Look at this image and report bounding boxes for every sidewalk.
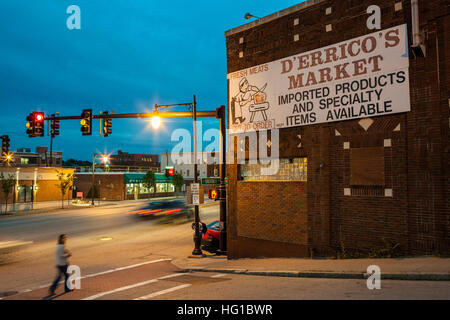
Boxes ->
[173,255,450,281]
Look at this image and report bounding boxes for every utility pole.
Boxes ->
[216,105,227,255]
[49,114,55,167]
[192,95,203,256]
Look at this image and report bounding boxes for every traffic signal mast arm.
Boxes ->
[43,110,219,121]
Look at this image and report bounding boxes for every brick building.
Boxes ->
[74,172,175,201]
[109,150,159,170]
[225,0,449,258]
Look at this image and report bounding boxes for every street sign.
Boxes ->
[191,183,199,194]
[201,178,220,185]
[192,194,200,205]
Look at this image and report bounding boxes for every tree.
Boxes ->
[0,173,16,214]
[142,170,156,195]
[172,172,184,196]
[63,159,92,167]
[55,170,75,209]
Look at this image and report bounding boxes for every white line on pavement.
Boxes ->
[0,258,173,300]
[134,284,192,300]
[82,273,186,300]
[211,274,226,278]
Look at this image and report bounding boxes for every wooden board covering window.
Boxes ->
[350,147,385,186]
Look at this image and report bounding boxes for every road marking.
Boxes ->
[211,274,226,278]
[83,258,172,278]
[134,284,191,300]
[82,273,186,300]
[0,258,173,300]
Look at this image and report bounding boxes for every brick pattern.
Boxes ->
[236,181,307,244]
[75,174,125,201]
[226,0,450,258]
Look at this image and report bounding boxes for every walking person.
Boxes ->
[48,234,72,296]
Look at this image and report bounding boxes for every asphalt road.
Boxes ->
[0,200,448,300]
[0,199,219,297]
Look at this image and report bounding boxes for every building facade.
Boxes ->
[160,152,220,183]
[74,172,175,201]
[109,150,159,170]
[11,146,63,167]
[225,0,449,258]
[0,167,74,204]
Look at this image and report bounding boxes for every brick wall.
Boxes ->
[74,174,125,201]
[226,0,450,258]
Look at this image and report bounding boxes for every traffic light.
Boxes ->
[50,117,60,137]
[80,109,92,136]
[208,189,219,200]
[34,112,45,137]
[101,111,112,137]
[1,135,10,156]
[165,168,174,177]
[26,112,45,137]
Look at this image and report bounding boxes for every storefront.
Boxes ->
[124,173,175,200]
[225,0,449,258]
[74,172,176,201]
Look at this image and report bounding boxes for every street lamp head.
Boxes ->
[151,116,161,129]
[244,12,259,20]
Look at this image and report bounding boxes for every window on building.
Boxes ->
[126,184,134,194]
[240,157,307,181]
[21,158,29,165]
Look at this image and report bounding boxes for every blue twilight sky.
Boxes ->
[0,0,303,161]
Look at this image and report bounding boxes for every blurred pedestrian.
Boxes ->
[48,234,72,296]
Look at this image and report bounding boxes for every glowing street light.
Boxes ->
[151,116,161,129]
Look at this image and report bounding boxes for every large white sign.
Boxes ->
[228,24,410,133]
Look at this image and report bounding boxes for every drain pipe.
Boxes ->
[411,0,426,57]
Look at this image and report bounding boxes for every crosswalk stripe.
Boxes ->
[134,284,191,300]
[82,273,186,300]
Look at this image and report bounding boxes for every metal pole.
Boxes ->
[192,95,203,256]
[216,105,227,255]
[49,134,53,167]
[91,153,95,206]
[49,115,54,167]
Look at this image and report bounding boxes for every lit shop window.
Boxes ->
[139,184,153,194]
[155,183,175,193]
[126,184,134,194]
[240,157,307,181]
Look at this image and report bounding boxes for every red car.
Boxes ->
[201,221,220,253]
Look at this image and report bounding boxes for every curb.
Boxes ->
[183,267,450,281]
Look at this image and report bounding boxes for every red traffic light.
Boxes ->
[35,113,44,122]
[165,168,174,177]
[208,189,219,200]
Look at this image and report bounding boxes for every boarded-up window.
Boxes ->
[350,147,385,186]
